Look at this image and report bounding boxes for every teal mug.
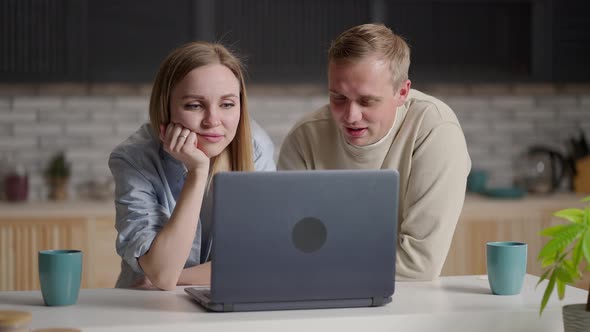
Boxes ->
[38,250,83,306]
[486,242,527,295]
[467,169,488,193]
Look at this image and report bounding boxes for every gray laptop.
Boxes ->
[185,169,399,312]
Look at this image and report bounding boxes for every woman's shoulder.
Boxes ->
[250,119,274,151]
[250,119,276,171]
[110,123,161,162]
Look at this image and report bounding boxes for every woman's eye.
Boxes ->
[184,103,202,110]
[221,102,235,109]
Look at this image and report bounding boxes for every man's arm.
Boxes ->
[396,123,471,280]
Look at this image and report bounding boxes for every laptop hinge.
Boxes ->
[371,297,384,307]
[223,303,234,312]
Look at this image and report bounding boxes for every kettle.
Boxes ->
[516,146,567,194]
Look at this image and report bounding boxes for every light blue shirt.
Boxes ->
[109,121,276,288]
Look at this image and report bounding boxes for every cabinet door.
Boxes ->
[0,218,89,291]
[441,214,550,278]
[442,206,589,290]
[86,217,120,288]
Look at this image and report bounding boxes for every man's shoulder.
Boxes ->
[287,105,334,137]
[405,89,462,130]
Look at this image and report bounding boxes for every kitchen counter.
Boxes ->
[0,275,585,332]
[0,200,114,218]
[0,192,586,218]
[0,200,119,291]
[1,193,588,291]
[462,193,588,220]
[444,192,590,288]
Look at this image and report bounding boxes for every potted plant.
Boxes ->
[537,196,590,332]
[45,152,71,200]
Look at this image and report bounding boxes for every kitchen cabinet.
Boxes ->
[442,193,590,290]
[0,201,119,291]
[1,195,589,291]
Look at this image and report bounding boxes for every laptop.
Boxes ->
[185,169,399,312]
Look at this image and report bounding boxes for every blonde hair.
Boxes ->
[149,42,254,176]
[328,23,411,89]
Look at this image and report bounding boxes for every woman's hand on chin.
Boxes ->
[160,123,210,173]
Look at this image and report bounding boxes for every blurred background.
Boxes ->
[0,0,589,290]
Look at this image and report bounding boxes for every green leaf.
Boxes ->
[563,260,582,280]
[540,225,567,237]
[553,209,584,223]
[555,266,574,284]
[581,196,590,203]
[536,269,552,288]
[537,223,585,261]
[583,229,590,265]
[557,279,566,300]
[541,256,556,268]
[585,206,590,226]
[540,271,556,316]
[572,238,584,267]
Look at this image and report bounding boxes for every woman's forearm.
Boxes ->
[139,169,208,290]
[178,262,211,286]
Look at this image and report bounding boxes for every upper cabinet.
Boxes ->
[1,0,589,83]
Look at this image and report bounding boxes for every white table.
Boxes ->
[0,275,586,332]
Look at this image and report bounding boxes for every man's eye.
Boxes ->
[331,96,346,103]
[360,99,377,107]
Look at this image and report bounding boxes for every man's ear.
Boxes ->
[395,80,411,106]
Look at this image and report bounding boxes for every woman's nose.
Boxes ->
[202,108,221,127]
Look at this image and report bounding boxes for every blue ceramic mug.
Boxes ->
[467,169,488,193]
[486,242,527,295]
[38,250,83,306]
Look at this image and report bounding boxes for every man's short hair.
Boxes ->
[328,23,411,89]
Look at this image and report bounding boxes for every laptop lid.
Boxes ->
[209,170,398,305]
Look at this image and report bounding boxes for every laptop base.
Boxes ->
[185,287,392,312]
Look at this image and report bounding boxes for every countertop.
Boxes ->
[0,193,587,219]
[460,192,588,220]
[0,275,585,332]
[0,200,115,218]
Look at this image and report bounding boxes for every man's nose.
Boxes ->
[344,103,362,123]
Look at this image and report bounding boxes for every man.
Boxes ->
[278,23,471,280]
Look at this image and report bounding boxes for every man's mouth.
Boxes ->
[344,126,367,138]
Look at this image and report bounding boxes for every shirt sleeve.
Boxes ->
[109,154,171,275]
[396,123,471,280]
[277,130,308,170]
[251,119,277,171]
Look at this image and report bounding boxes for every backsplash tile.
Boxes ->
[0,84,589,200]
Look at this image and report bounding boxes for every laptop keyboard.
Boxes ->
[202,290,211,300]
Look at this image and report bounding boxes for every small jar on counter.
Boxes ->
[0,310,32,332]
[4,163,28,202]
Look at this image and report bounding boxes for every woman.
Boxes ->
[109,42,275,290]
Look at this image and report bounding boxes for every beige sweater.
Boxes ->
[278,89,471,280]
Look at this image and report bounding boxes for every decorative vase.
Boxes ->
[563,304,590,332]
[5,173,28,201]
[48,177,68,201]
